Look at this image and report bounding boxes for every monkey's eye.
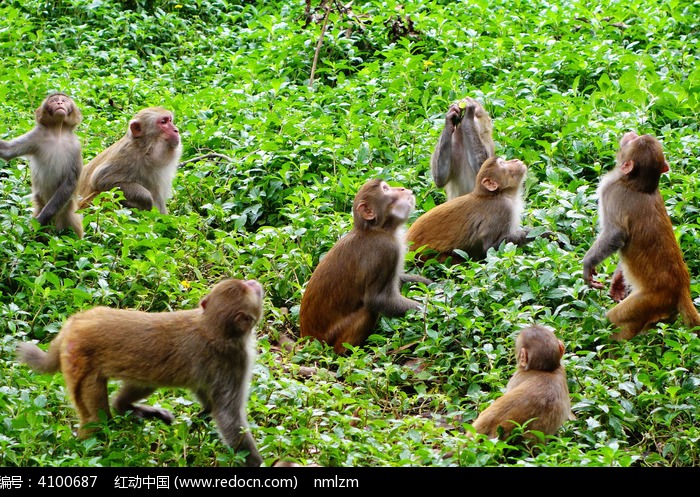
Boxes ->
[160,117,170,124]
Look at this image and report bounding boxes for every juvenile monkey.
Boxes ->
[78,106,182,214]
[408,157,535,262]
[431,97,495,200]
[17,278,264,467]
[299,179,430,354]
[471,325,574,441]
[583,131,700,340]
[0,92,83,237]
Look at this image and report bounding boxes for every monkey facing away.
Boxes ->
[471,325,574,441]
[431,97,495,200]
[299,179,430,354]
[408,156,536,262]
[583,131,700,340]
[0,92,84,237]
[78,106,182,214]
[17,278,264,467]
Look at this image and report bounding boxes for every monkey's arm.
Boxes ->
[211,398,262,467]
[0,131,40,160]
[35,158,80,225]
[430,107,460,187]
[459,104,490,177]
[583,227,627,289]
[113,181,156,212]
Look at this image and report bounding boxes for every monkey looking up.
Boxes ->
[583,131,700,340]
[299,179,430,354]
[16,278,264,467]
[78,106,182,214]
[0,92,84,238]
[470,325,574,441]
[431,97,495,200]
[408,156,541,263]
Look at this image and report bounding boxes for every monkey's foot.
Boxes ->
[128,405,175,424]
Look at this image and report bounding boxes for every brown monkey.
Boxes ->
[407,156,534,262]
[583,131,700,340]
[16,278,264,467]
[299,179,430,354]
[471,325,574,441]
[0,92,83,237]
[78,106,182,214]
[431,97,495,200]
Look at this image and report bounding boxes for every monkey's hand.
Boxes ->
[583,264,605,289]
[446,104,463,127]
[608,269,629,302]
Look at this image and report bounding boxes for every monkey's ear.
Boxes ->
[356,201,376,221]
[129,121,143,138]
[662,161,670,173]
[517,348,529,370]
[200,296,209,310]
[481,177,499,192]
[620,160,634,175]
[557,340,565,357]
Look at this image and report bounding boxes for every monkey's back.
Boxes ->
[57,306,215,387]
[299,231,382,342]
[472,367,572,439]
[616,189,690,297]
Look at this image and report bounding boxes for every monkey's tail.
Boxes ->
[679,297,700,332]
[16,340,61,374]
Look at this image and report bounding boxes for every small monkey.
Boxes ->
[408,157,536,262]
[471,325,574,441]
[431,97,495,200]
[17,278,264,467]
[583,131,700,340]
[78,106,182,214]
[0,92,83,237]
[299,179,430,354]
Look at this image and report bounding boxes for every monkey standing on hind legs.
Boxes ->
[430,96,495,200]
[16,278,265,467]
[0,92,84,238]
[470,325,574,441]
[78,106,182,214]
[583,131,700,340]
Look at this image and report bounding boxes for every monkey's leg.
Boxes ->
[66,371,111,438]
[113,383,175,423]
[327,308,377,354]
[607,292,672,340]
[116,182,156,212]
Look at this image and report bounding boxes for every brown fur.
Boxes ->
[583,132,700,340]
[78,106,182,214]
[16,278,264,466]
[299,179,430,354]
[471,325,574,441]
[0,93,83,237]
[408,157,531,262]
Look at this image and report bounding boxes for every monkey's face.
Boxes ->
[156,112,180,148]
[36,93,81,127]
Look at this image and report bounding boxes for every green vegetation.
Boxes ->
[1,0,698,467]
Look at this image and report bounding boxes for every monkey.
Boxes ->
[78,106,182,214]
[0,92,83,238]
[16,278,264,467]
[470,325,574,441]
[430,97,495,200]
[299,179,431,354]
[407,156,537,263]
[583,131,700,340]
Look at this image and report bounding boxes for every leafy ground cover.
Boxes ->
[0,0,698,467]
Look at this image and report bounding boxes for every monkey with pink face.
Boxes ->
[78,106,182,214]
